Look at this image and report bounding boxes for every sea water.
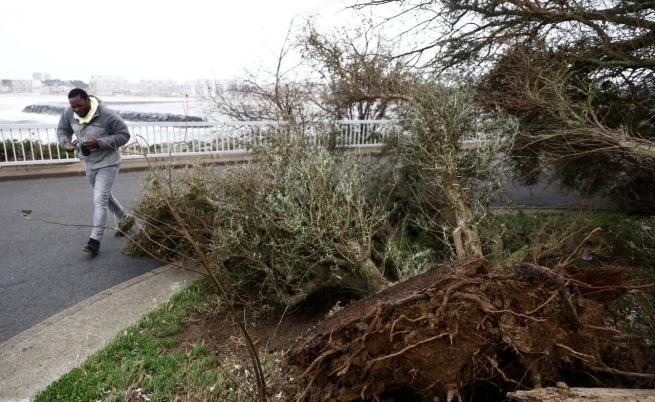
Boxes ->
[0,94,214,144]
[0,94,209,125]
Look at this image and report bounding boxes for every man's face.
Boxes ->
[69,96,91,117]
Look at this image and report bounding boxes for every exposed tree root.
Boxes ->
[289,257,655,401]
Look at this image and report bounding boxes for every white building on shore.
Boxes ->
[90,76,131,96]
[0,73,229,97]
[0,79,33,93]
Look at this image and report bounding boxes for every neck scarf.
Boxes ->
[74,97,99,124]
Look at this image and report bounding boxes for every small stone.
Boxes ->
[556,381,569,389]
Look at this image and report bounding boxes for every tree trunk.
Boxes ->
[508,387,655,401]
[359,256,391,292]
[441,161,483,258]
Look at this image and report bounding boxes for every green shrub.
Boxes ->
[0,139,65,162]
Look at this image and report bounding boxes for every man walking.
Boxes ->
[57,88,133,256]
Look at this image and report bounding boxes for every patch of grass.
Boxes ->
[482,211,655,267]
[611,291,655,345]
[481,210,655,343]
[33,280,242,402]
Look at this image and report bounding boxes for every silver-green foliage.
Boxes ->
[210,148,391,307]
[128,146,390,309]
[391,79,517,258]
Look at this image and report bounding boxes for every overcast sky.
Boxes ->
[0,0,355,82]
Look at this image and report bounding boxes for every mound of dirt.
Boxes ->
[289,257,655,401]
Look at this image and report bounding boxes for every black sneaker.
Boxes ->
[82,238,100,256]
[115,216,135,237]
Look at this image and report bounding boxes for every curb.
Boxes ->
[0,264,178,355]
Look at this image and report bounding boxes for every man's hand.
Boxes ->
[83,137,99,150]
[63,142,75,152]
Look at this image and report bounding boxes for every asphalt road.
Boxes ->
[0,171,162,343]
[496,176,614,210]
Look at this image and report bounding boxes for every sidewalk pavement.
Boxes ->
[0,264,203,402]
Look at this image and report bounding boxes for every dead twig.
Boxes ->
[589,364,655,380]
[525,291,558,315]
[556,227,602,270]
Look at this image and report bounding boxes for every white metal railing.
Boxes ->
[0,120,398,166]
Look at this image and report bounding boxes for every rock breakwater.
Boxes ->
[23,104,205,122]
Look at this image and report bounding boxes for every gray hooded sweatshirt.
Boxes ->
[57,96,130,169]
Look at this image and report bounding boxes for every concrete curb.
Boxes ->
[0,264,203,402]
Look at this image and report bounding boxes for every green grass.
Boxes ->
[612,291,655,345]
[487,211,655,270]
[482,210,655,343]
[33,280,255,402]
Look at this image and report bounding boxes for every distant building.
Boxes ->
[135,80,188,97]
[32,79,45,93]
[90,76,130,96]
[32,72,52,81]
[189,79,224,97]
[32,72,50,94]
[41,79,87,95]
[0,79,33,93]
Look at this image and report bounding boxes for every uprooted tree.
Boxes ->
[205,23,517,261]
[127,20,520,322]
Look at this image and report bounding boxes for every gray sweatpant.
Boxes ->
[85,164,127,241]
